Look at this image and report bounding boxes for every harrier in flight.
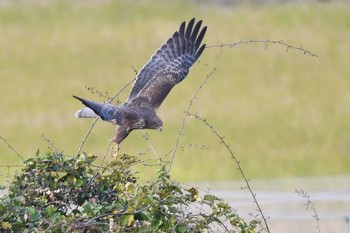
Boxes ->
[74,18,207,148]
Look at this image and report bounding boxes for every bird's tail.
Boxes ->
[75,107,98,118]
[73,95,116,121]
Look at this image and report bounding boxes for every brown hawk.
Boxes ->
[74,18,207,146]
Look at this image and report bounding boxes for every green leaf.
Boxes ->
[75,178,87,187]
[1,221,12,229]
[204,194,217,202]
[82,202,94,216]
[127,215,134,227]
[135,211,150,221]
[119,214,129,228]
[46,206,61,220]
[176,224,187,233]
[26,207,41,221]
[49,211,61,220]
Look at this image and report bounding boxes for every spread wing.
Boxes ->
[125,18,207,111]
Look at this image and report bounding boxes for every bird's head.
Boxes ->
[150,116,163,131]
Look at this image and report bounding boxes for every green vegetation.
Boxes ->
[0,150,258,232]
[0,1,349,182]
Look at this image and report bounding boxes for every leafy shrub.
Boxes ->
[0,150,258,232]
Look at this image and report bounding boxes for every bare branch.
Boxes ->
[99,140,114,168]
[109,64,139,104]
[41,135,59,153]
[168,67,217,173]
[206,39,318,58]
[109,77,136,104]
[142,131,163,164]
[84,86,110,99]
[75,118,99,157]
[164,143,209,157]
[295,189,321,233]
[0,135,24,161]
[0,164,24,168]
[130,64,139,75]
[85,201,161,224]
[185,112,271,233]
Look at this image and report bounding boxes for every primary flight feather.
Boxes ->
[74,18,207,146]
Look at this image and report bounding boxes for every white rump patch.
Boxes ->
[75,108,98,118]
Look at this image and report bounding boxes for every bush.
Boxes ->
[0,150,258,233]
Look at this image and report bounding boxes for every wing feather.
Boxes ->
[126,18,207,109]
[184,18,195,41]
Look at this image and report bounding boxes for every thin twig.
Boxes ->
[0,164,24,167]
[185,112,270,233]
[164,143,209,157]
[206,39,318,58]
[85,201,161,223]
[0,136,24,161]
[109,65,137,104]
[99,140,113,167]
[75,118,99,157]
[41,135,59,153]
[142,131,162,164]
[84,86,110,99]
[109,77,136,104]
[295,189,321,233]
[168,67,216,173]
[130,65,139,75]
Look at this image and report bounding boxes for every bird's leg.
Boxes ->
[110,129,120,158]
[112,142,120,159]
[116,143,120,156]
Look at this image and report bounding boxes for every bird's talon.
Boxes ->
[112,144,120,158]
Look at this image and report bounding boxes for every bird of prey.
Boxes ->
[74,18,207,148]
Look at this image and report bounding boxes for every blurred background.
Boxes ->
[0,0,349,232]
